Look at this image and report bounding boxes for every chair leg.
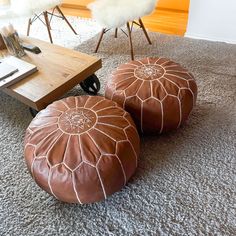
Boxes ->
[27,18,31,36]
[43,11,53,43]
[95,28,106,53]
[56,6,77,35]
[138,18,152,45]
[115,28,118,38]
[126,22,134,60]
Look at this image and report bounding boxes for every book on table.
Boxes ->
[0,56,37,89]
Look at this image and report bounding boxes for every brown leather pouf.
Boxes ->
[24,96,140,204]
[105,58,198,134]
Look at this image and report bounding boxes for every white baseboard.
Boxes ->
[185,33,236,44]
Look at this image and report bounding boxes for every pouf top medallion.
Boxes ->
[134,64,164,80]
[59,108,97,134]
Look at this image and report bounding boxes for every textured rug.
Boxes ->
[0,17,236,236]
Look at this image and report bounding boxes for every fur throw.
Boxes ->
[10,0,62,16]
[88,0,157,28]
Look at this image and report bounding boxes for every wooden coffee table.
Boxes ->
[1,36,102,113]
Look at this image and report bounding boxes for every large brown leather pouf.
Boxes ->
[24,96,140,204]
[105,58,198,133]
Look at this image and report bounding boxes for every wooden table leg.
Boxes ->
[43,11,53,44]
[139,18,152,45]
[95,28,106,53]
[115,28,118,38]
[56,6,77,35]
[27,18,31,36]
[127,22,134,60]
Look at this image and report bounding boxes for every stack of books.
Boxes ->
[0,56,37,89]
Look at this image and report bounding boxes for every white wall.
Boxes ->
[185,0,236,44]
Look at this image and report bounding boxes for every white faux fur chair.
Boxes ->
[10,0,77,43]
[88,0,157,60]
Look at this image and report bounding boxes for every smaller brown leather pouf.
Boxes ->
[105,58,198,134]
[24,96,140,204]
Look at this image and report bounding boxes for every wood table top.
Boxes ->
[2,37,102,110]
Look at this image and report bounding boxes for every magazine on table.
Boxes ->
[0,56,37,89]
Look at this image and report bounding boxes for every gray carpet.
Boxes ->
[0,26,236,235]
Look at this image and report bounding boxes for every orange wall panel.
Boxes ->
[157,0,190,12]
[63,0,93,5]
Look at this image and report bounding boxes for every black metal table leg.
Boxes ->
[29,108,38,117]
[80,74,101,95]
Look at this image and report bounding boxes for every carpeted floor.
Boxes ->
[0,17,236,236]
